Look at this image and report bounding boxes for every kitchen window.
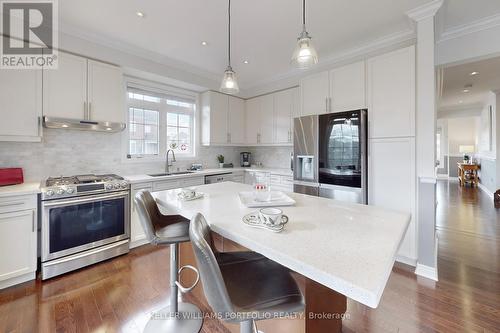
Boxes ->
[126,85,196,159]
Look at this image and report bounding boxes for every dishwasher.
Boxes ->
[205,172,234,184]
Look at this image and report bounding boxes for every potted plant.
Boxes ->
[217,154,225,168]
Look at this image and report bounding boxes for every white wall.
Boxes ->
[446,117,479,155]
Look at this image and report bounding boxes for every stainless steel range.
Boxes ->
[40,174,130,280]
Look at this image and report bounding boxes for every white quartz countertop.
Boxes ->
[0,182,41,197]
[153,182,410,308]
[124,167,292,184]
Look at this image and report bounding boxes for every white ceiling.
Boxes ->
[58,0,500,90]
[439,56,500,110]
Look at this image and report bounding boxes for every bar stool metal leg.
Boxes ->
[240,319,253,333]
[143,243,203,333]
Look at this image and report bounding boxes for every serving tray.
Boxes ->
[238,191,295,208]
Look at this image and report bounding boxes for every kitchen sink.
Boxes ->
[148,171,195,177]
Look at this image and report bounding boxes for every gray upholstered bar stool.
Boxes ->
[134,190,203,333]
[189,213,304,333]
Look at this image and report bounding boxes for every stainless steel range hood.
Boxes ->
[43,117,126,133]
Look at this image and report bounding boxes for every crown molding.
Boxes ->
[406,0,443,22]
[243,29,416,96]
[57,20,221,85]
[438,13,500,42]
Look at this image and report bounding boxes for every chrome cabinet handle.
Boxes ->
[32,210,35,232]
[88,102,92,120]
[0,201,24,207]
[84,102,87,120]
[325,98,328,113]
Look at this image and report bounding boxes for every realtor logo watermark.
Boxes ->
[1,0,58,69]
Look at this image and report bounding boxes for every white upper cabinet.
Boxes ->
[0,69,42,142]
[201,91,246,145]
[367,46,415,138]
[43,52,88,120]
[228,96,245,144]
[43,51,125,123]
[245,97,260,144]
[201,91,228,145]
[274,89,294,144]
[329,61,366,112]
[87,60,125,123]
[259,94,274,144]
[300,71,329,116]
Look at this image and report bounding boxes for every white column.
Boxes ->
[407,0,443,281]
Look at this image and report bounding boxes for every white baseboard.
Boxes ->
[0,272,36,290]
[396,255,417,267]
[415,263,438,281]
[477,182,494,199]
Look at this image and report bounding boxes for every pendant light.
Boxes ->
[291,0,318,69]
[220,0,239,94]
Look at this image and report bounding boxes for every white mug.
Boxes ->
[259,208,288,226]
[181,187,196,199]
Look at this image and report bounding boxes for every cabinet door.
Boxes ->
[245,97,260,144]
[228,96,245,144]
[330,61,366,112]
[368,137,416,261]
[300,71,329,116]
[274,89,293,144]
[43,51,87,119]
[209,92,229,144]
[0,210,36,281]
[259,94,274,144]
[88,60,125,123]
[0,69,41,141]
[130,183,152,248]
[367,46,415,138]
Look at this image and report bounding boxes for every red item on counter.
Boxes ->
[0,168,24,186]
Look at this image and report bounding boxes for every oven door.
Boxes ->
[42,191,130,262]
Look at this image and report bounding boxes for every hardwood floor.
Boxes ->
[0,180,499,332]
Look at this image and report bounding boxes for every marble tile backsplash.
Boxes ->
[0,129,292,181]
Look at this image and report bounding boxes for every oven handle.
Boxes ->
[42,191,130,207]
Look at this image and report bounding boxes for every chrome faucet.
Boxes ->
[166,149,176,174]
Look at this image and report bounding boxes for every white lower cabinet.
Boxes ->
[368,137,416,262]
[130,176,205,249]
[130,182,153,248]
[0,195,37,289]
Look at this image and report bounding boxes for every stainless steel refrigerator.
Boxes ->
[293,110,368,204]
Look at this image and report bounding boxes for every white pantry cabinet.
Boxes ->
[43,51,125,123]
[0,195,37,289]
[201,91,245,145]
[245,97,260,145]
[367,46,415,138]
[368,137,416,262]
[0,69,42,142]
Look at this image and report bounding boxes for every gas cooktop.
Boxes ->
[41,174,129,200]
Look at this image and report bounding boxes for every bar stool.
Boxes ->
[134,190,203,333]
[189,213,304,333]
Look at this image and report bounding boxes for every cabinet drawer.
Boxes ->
[0,195,37,214]
[181,177,204,187]
[233,176,244,183]
[153,179,181,192]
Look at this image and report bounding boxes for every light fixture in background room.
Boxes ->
[220,0,239,94]
[291,0,318,69]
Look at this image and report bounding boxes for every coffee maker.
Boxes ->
[240,152,251,167]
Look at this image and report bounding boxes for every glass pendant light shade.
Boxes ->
[220,65,239,94]
[291,29,318,69]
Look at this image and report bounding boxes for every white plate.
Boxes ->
[238,191,296,208]
[242,212,288,233]
[177,192,204,201]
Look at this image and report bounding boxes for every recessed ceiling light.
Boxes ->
[243,60,249,64]
[470,71,479,76]
[459,100,463,103]
[136,11,145,18]
[463,89,470,93]
[201,41,208,46]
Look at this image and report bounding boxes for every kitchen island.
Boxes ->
[153,182,410,332]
